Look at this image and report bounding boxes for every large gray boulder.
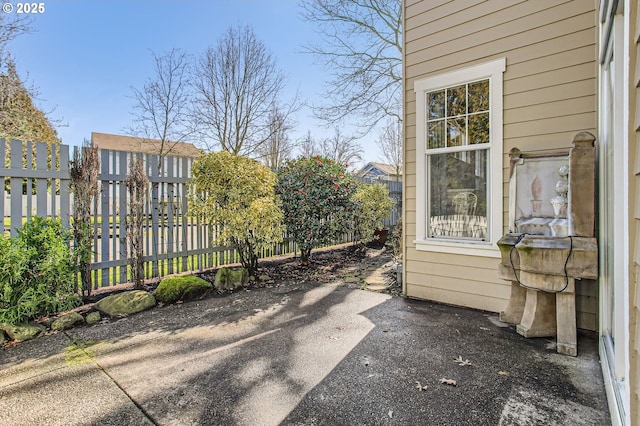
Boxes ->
[0,322,46,341]
[51,312,85,331]
[95,290,156,317]
[214,267,249,291]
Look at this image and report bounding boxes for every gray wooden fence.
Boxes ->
[1,140,70,233]
[356,177,402,228]
[2,139,401,289]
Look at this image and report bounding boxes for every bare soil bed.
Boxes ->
[197,243,400,296]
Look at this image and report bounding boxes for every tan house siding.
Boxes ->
[631,0,640,421]
[404,0,598,327]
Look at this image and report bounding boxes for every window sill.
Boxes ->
[414,239,501,258]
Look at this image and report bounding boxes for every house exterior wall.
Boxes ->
[629,0,640,421]
[403,0,598,328]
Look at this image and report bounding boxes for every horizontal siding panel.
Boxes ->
[405,198,416,212]
[406,0,526,40]
[406,270,508,299]
[503,131,594,153]
[406,217,416,229]
[504,79,596,109]
[406,0,578,54]
[577,291,597,313]
[577,312,597,331]
[405,174,417,188]
[504,112,596,139]
[504,96,595,125]
[405,258,501,284]
[504,63,596,95]
[506,45,595,80]
[405,0,487,32]
[505,28,596,66]
[406,247,500,269]
[405,283,508,313]
[406,7,594,67]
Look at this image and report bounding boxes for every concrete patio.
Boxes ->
[0,271,609,425]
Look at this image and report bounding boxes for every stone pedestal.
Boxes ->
[499,281,526,324]
[556,279,577,356]
[516,289,557,337]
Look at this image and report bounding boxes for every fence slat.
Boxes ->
[10,140,23,236]
[100,149,111,287]
[59,145,70,229]
[118,151,128,284]
[148,154,160,278]
[35,143,48,217]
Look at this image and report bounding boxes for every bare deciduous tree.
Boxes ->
[377,117,402,180]
[192,25,287,155]
[256,103,297,169]
[300,0,402,132]
[298,130,318,158]
[319,127,363,166]
[0,14,32,61]
[127,48,193,170]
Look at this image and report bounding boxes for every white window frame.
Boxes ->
[414,58,505,257]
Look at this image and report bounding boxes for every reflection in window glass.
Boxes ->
[428,120,445,149]
[447,117,466,147]
[428,90,445,119]
[428,150,488,240]
[426,79,490,150]
[447,85,466,117]
[468,80,489,112]
[468,112,489,144]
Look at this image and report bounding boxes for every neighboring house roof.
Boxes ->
[91,132,202,158]
[357,162,401,179]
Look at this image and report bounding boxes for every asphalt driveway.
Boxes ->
[0,277,610,425]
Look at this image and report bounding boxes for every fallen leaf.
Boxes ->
[439,378,457,386]
[454,355,472,366]
[498,371,510,376]
[415,381,427,391]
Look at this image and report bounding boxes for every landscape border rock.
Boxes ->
[155,276,212,304]
[0,322,46,341]
[94,290,156,317]
[214,267,249,291]
[51,312,85,331]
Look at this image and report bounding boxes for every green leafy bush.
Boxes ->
[276,156,358,264]
[0,217,80,324]
[352,182,395,246]
[155,276,212,304]
[189,151,284,276]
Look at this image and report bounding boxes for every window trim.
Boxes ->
[414,58,506,257]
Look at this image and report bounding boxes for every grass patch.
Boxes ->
[64,339,101,366]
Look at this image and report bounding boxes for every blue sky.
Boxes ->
[9,0,379,165]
